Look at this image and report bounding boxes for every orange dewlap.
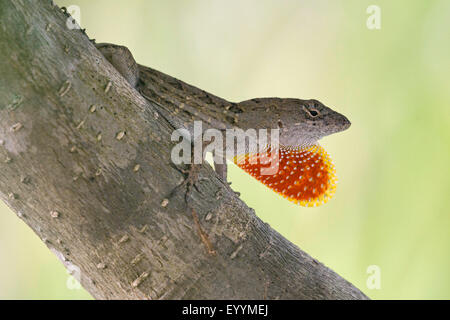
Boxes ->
[233,144,337,207]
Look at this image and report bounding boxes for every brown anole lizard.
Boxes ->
[96,43,350,207]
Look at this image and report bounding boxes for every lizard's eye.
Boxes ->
[309,110,319,117]
[303,105,320,118]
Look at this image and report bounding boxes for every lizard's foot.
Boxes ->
[180,164,201,204]
[169,164,203,203]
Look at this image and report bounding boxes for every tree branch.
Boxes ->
[0,0,368,299]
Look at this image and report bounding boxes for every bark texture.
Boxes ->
[0,0,368,300]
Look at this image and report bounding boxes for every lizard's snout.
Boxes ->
[340,114,351,131]
[326,112,351,136]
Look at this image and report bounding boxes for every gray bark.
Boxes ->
[0,0,368,300]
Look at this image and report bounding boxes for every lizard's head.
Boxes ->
[280,98,351,146]
[237,98,351,147]
[235,98,351,207]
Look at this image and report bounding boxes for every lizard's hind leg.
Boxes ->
[95,43,140,88]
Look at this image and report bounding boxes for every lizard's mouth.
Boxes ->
[332,112,351,133]
[319,112,351,138]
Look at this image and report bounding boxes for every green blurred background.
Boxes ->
[1,0,449,299]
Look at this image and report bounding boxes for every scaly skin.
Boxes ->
[95,43,351,207]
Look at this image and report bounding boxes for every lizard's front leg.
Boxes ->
[96,43,220,254]
[213,161,227,182]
